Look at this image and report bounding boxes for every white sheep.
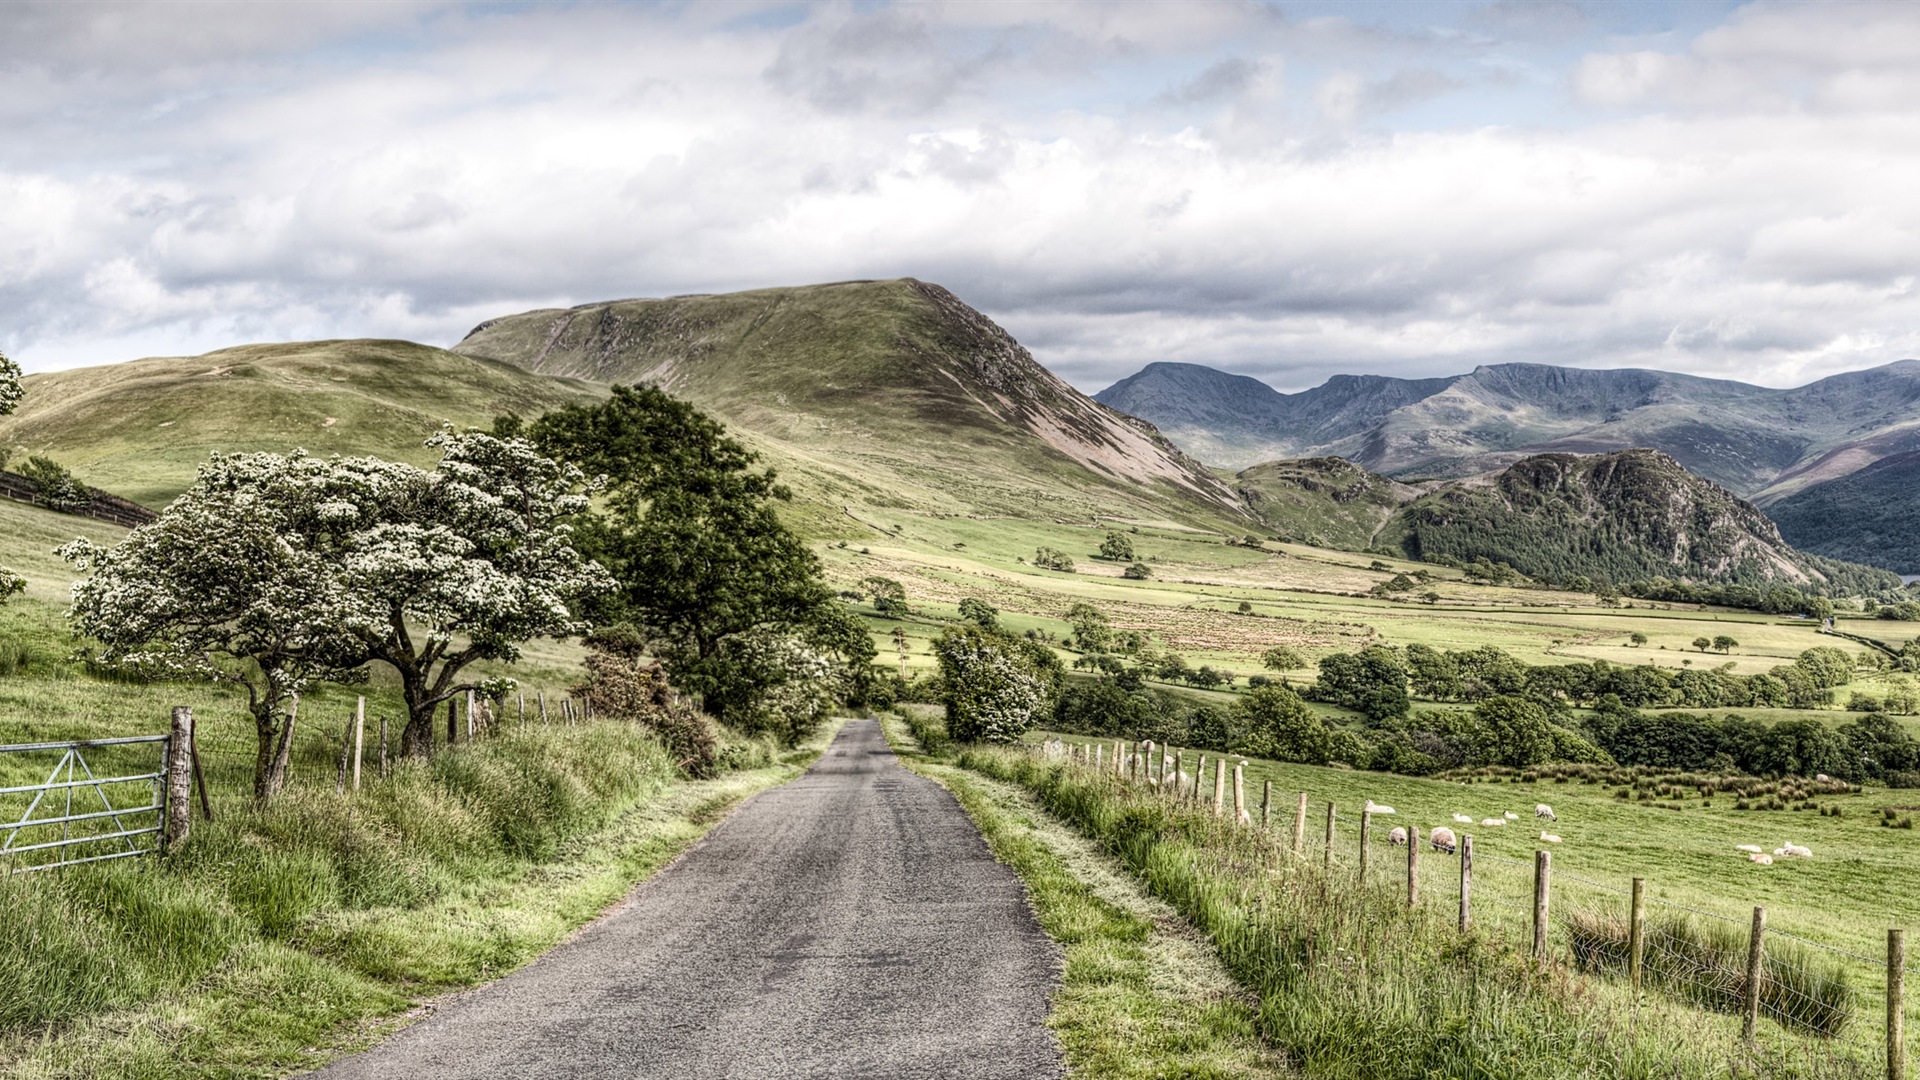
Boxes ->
[1816,774,1832,783]
[1540,832,1562,844]
[1781,842,1812,858]
[1388,826,1408,845]
[1365,801,1396,815]
[1481,817,1506,827]
[1536,804,1556,821]
[1749,852,1774,865]
[1504,811,1519,820]
[1041,738,1067,758]
[1452,813,1474,823]
[1429,826,1458,854]
[1735,844,1764,854]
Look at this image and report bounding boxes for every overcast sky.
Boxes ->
[5,1,1919,392]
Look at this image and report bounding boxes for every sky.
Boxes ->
[4,0,1920,393]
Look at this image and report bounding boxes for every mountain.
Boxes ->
[0,340,605,508]
[1094,359,1920,502]
[1233,457,1420,551]
[1373,449,1899,589]
[453,278,1244,531]
[1767,450,1920,575]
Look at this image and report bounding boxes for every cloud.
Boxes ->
[1,0,1918,402]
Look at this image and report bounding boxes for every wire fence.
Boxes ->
[1042,735,1914,1076]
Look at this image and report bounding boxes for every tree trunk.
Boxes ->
[257,696,297,803]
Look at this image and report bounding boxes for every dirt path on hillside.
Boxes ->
[303,719,1064,1080]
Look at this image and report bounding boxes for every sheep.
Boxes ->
[1816,774,1832,783]
[1735,844,1764,854]
[1452,813,1474,824]
[1540,832,1562,844]
[1504,811,1519,820]
[1041,738,1068,759]
[1364,801,1396,815]
[1388,826,1408,845]
[1781,842,1812,858]
[1481,817,1506,827]
[1749,852,1774,865]
[1429,826,1458,854]
[1536,804,1556,822]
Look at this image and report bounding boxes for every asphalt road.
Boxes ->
[306,719,1065,1080]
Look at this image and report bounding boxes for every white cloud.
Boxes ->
[1,0,1917,401]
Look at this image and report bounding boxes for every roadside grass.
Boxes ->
[880,713,1288,1079]
[955,739,1882,1079]
[0,720,835,1080]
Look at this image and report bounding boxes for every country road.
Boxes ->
[306,719,1065,1080]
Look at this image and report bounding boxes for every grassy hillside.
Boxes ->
[0,340,606,509]
[1769,450,1920,576]
[454,279,1245,533]
[1233,457,1418,551]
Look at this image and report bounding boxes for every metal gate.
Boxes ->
[1,734,170,873]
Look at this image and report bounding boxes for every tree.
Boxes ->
[1629,632,1649,647]
[1033,546,1075,572]
[1712,634,1738,654]
[1233,685,1329,764]
[63,452,371,800]
[1066,602,1113,652]
[958,597,1000,631]
[1473,696,1556,768]
[1098,531,1135,561]
[1261,646,1306,673]
[1313,646,1410,723]
[933,625,1058,743]
[1123,562,1153,580]
[530,386,870,736]
[0,349,20,417]
[18,455,90,512]
[1692,637,1712,653]
[861,576,908,617]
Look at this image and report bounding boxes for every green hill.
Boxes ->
[1232,457,1417,551]
[1768,450,1920,575]
[0,340,605,509]
[1375,449,1902,590]
[453,279,1244,532]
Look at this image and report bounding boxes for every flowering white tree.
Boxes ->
[63,453,368,801]
[0,349,21,417]
[64,430,613,790]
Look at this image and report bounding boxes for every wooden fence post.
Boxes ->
[1324,801,1336,870]
[1096,744,1104,773]
[1212,759,1227,817]
[1407,825,1420,908]
[1629,877,1647,993]
[1359,809,1372,883]
[1193,754,1207,803]
[1261,780,1272,827]
[1232,762,1246,824]
[518,692,526,726]
[1172,751,1183,794]
[163,707,194,852]
[1459,835,1473,932]
[1891,928,1907,1080]
[378,715,389,779]
[1743,906,1767,1043]
[466,690,476,741]
[1293,792,1308,854]
[1533,849,1551,960]
[189,724,212,821]
[539,691,548,726]
[351,697,365,793]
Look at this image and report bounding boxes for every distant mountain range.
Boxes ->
[1095,359,1920,572]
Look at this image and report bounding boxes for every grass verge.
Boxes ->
[0,719,835,1080]
[880,713,1287,1079]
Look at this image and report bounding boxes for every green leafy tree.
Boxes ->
[1313,645,1410,723]
[531,386,870,737]
[1473,695,1557,768]
[1692,637,1712,653]
[1098,531,1135,561]
[1233,685,1329,764]
[18,455,90,512]
[957,597,1000,631]
[1712,634,1738,654]
[1629,632,1649,647]
[1033,546,1075,572]
[861,576,908,617]
[1261,646,1306,673]
[1122,562,1152,580]
[1066,602,1113,652]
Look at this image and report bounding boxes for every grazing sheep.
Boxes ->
[1388,826,1408,845]
[1429,826,1458,854]
[1816,774,1832,782]
[1504,811,1519,820]
[1365,801,1396,815]
[1736,844,1764,854]
[1781,842,1812,858]
[1452,813,1474,823]
[1749,852,1774,865]
[1536,804,1556,821]
[1042,738,1067,758]
[1540,832,1562,844]
[1481,817,1506,827]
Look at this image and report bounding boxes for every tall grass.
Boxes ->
[0,722,677,1036]
[958,746,1879,1080]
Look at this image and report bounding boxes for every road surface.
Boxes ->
[307,718,1064,1079]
